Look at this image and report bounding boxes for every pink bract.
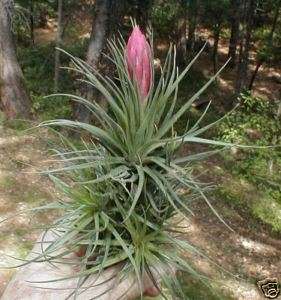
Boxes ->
[125,26,152,103]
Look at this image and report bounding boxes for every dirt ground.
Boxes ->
[183,198,281,299]
[0,126,58,295]
[0,126,280,299]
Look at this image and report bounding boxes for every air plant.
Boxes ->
[3,25,238,299]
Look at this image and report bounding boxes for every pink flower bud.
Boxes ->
[125,26,152,103]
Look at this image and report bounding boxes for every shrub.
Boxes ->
[217,92,281,232]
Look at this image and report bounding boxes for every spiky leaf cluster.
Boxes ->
[5,34,235,299]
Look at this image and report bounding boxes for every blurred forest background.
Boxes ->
[0,0,281,299]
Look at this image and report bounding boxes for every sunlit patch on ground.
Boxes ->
[238,236,277,255]
[218,279,264,300]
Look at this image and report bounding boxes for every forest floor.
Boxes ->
[0,126,280,299]
[1,19,280,299]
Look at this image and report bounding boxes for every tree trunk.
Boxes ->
[248,2,280,90]
[213,24,221,74]
[248,60,262,90]
[108,0,126,37]
[268,0,281,42]
[38,7,48,28]
[235,0,257,95]
[54,0,63,92]
[73,0,109,123]
[136,0,151,29]
[0,0,32,119]
[29,0,34,46]
[177,0,187,66]
[228,0,241,67]
[187,0,198,53]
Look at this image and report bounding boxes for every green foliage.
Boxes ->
[0,176,17,189]
[252,191,281,232]
[218,92,280,146]
[217,92,281,232]
[218,175,281,233]
[151,0,180,38]
[18,45,55,97]
[12,3,31,42]
[2,119,31,131]
[182,276,233,300]
[0,111,5,125]
[254,26,281,63]
[18,41,86,120]
[253,1,281,64]
[203,0,230,26]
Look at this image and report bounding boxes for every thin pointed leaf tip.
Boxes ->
[125,25,152,103]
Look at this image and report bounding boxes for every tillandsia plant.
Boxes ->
[3,25,239,299]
